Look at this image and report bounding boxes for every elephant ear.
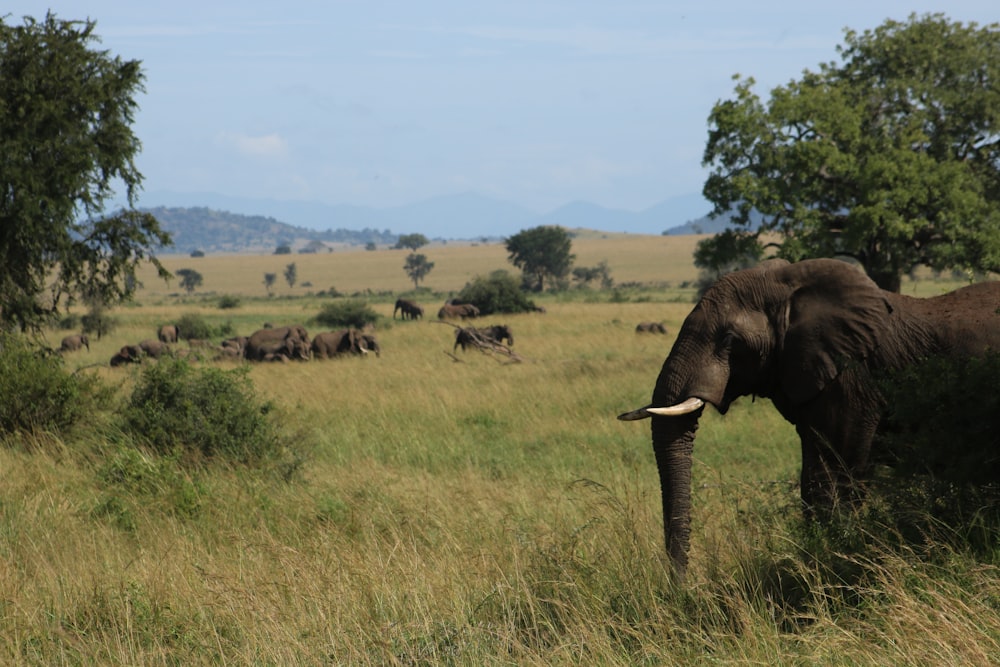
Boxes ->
[777,260,894,404]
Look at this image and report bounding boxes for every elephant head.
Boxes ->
[619,258,901,578]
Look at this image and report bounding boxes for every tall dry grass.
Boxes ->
[7,238,999,663]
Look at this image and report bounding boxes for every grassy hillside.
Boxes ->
[5,236,996,663]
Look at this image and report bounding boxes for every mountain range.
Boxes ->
[136,190,722,240]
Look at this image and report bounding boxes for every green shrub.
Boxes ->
[0,332,107,435]
[57,313,81,330]
[314,299,379,329]
[456,270,538,315]
[174,312,231,341]
[120,358,286,465]
[217,295,241,309]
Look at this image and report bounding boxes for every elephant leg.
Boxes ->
[795,386,880,519]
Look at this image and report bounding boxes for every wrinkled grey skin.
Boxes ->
[620,258,1000,579]
[158,324,179,343]
[635,322,668,334]
[245,325,310,361]
[60,333,89,352]
[438,303,480,319]
[311,329,371,359]
[393,298,424,320]
[359,333,381,357]
[454,325,514,352]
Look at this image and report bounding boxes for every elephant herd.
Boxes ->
[99,323,380,367]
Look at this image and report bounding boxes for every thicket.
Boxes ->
[174,313,233,340]
[314,299,379,329]
[0,332,109,436]
[456,270,539,315]
[119,358,295,468]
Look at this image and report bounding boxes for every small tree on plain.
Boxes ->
[505,226,575,292]
[395,233,429,251]
[403,253,435,288]
[284,262,297,289]
[176,268,203,294]
[263,272,276,296]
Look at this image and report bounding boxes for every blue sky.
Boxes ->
[7,2,997,215]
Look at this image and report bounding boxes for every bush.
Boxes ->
[120,358,287,465]
[175,313,226,340]
[217,295,241,310]
[456,270,539,315]
[0,332,108,436]
[314,300,379,329]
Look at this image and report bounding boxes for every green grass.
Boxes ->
[8,240,1000,664]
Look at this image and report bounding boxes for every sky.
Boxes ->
[7,2,998,217]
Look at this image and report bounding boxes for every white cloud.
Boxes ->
[217,132,289,159]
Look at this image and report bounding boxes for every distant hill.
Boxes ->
[144,206,397,254]
[136,190,716,241]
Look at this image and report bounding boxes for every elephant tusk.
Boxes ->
[647,397,705,416]
[617,397,705,421]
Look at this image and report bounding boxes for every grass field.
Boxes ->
[6,235,999,664]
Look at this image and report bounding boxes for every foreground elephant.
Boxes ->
[438,303,480,319]
[60,333,90,352]
[393,298,424,320]
[619,258,1000,578]
[245,325,310,361]
[311,329,371,359]
[635,321,667,334]
[454,325,514,352]
[158,324,179,343]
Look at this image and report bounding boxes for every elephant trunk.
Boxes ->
[651,413,700,580]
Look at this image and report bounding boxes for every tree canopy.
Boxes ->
[403,253,434,288]
[505,226,575,292]
[0,13,171,330]
[395,233,429,251]
[701,13,1000,291]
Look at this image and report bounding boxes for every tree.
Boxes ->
[395,233,429,251]
[274,243,292,255]
[701,13,1000,292]
[403,253,435,288]
[0,13,171,331]
[263,272,276,296]
[505,226,576,292]
[456,270,539,315]
[284,262,297,289]
[572,260,614,289]
[176,268,203,295]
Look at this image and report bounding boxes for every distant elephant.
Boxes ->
[246,334,311,361]
[158,324,179,343]
[618,258,1000,579]
[635,321,668,334]
[60,333,89,352]
[139,339,172,359]
[438,303,480,320]
[359,333,381,357]
[454,325,514,352]
[110,343,144,367]
[311,329,370,359]
[245,325,310,361]
[394,298,424,320]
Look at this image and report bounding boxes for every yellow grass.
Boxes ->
[9,235,999,663]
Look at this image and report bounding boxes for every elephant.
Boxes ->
[60,333,89,352]
[158,324,179,343]
[110,343,144,367]
[221,335,248,354]
[438,303,480,320]
[394,298,424,320]
[359,333,381,357]
[635,321,668,334]
[138,338,172,359]
[244,325,310,361]
[454,325,514,352]
[618,258,1000,579]
[311,329,371,359]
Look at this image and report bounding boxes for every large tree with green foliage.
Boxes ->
[505,226,575,292]
[0,13,171,330]
[701,13,1000,292]
[403,253,434,288]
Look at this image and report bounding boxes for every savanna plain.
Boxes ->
[5,233,999,664]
